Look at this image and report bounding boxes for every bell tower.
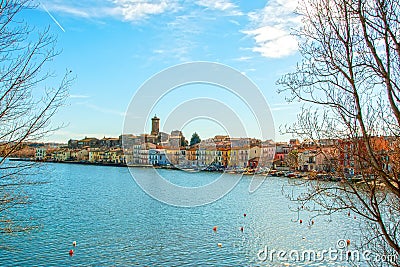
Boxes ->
[151,115,160,136]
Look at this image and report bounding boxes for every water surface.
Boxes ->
[0,163,360,266]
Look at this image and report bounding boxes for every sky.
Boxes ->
[24,0,304,142]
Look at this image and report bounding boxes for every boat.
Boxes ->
[285,172,297,178]
[243,168,255,175]
[268,170,278,176]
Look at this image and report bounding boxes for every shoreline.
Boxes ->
[7,158,372,183]
[7,158,196,170]
[8,158,145,168]
[7,158,247,173]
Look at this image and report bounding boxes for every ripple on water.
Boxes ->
[0,164,360,266]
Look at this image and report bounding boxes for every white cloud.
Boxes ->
[41,0,178,22]
[243,0,301,58]
[40,1,114,19]
[112,0,176,21]
[196,0,243,16]
[234,56,252,62]
[153,49,165,54]
[43,4,90,18]
[229,19,240,26]
[243,26,298,58]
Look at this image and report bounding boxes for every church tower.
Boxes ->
[151,115,160,136]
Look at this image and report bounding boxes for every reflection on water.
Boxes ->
[0,163,359,266]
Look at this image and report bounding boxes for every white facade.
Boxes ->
[35,148,46,160]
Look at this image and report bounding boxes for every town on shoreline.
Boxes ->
[3,116,393,180]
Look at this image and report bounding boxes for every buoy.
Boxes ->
[244,213,247,217]
[299,219,303,224]
[347,212,351,217]
[354,216,356,219]
[240,226,244,232]
[217,243,222,248]
[346,239,351,246]
[213,226,218,232]
[69,249,74,256]
[311,220,314,225]
[72,241,77,247]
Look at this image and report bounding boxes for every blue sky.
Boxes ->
[26,0,303,142]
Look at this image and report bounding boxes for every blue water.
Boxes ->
[0,163,361,266]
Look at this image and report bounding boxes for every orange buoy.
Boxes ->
[346,239,351,246]
[299,219,303,224]
[347,212,351,217]
[217,243,222,248]
[72,241,77,247]
[311,220,314,225]
[243,213,247,217]
[213,226,218,232]
[240,226,244,232]
[69,249,74,256]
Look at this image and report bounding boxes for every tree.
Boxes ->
[0,0,72,233]
[285,150,299,170]
[278,0,400,264]
[190,132,201,146]
[180,135,188,147]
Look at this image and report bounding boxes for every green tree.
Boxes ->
[0,0,72,233]
[180,136,188,147]
[278,0,400,263]
[190,132,201,146]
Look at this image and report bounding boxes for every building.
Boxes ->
[218,146,231,168]
[51,149,71,161]
[78,137,99,148]
[238,146,250,168]
[100,137,120,148]
[316,146,337,172]
[168,136,182,148]
[140,143,156,165]
[186,145,198,166]
[71,149,89,161]
[197,147,207,167]
[204,146,217,167]
[35,147,46,160]
[88,149,102,162]
[289,139,300,148]
[259,140,275,168]
[151,115,160,136]
[248,145,261,169]
[168,130,186,148]
[274,142,291,167]
[68,139,78,149]
[148,149,168,166]
[165,148,181,166]
[298,150,317,171]
[120,134,137,150]
[229,146,241,169]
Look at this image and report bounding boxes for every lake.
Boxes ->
[0,162,361,266]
